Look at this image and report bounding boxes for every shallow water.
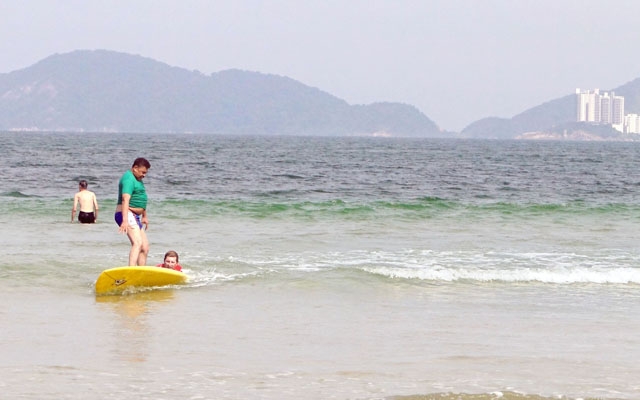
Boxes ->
[1,132,640,399]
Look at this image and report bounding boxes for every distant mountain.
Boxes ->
[0,50,444,137]
[461,79,640,140]
[459,95,576,139]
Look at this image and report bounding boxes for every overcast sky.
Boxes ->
[2,0,639,131]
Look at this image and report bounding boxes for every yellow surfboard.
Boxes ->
[95,266,187,295]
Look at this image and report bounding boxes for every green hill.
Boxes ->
[0,50,443,137]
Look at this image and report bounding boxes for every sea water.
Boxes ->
[1,132,640,399]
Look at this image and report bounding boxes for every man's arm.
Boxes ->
[71,193,78,222]
[119,194,131,233]
[93,193,99,221]
[141,209,149,230]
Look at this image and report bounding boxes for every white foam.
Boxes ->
[358,250,640,284]
[193,249,640,285]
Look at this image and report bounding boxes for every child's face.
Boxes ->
[164,256,178,268]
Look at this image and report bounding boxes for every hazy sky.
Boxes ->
[2,0,640,131]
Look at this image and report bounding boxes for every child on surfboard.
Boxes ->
[157,250,183,271]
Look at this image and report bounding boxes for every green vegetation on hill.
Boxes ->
[0,50,443,137]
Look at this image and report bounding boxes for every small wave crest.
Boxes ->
[190,250,640,286]
[149,198,640,222]
[360,250,640,285]
[364,264,640,284]
[181,265,275,288]
[1,190,35,198]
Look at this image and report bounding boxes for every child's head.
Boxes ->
[163,250,179,268]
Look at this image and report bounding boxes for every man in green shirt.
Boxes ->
[115,157,151,266]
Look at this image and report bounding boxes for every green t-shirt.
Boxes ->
[117,170,147,209]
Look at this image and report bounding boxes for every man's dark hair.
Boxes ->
[132,157,151,169]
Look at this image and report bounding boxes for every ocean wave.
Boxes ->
[1,190,36,198]
[191,250,640,286]
[356,250,640,285]
[149,198,640,220]
[363,265,640,284]
[3,194,638,221]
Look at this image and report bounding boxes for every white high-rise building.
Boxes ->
[625,114,640,134]
[576,88,625,132]
[612,94,625,125]
[576,88,601,122]
[600,92,612,123]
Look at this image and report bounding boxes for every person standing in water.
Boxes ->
[71,179,99,223]
[114,157,151,266]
